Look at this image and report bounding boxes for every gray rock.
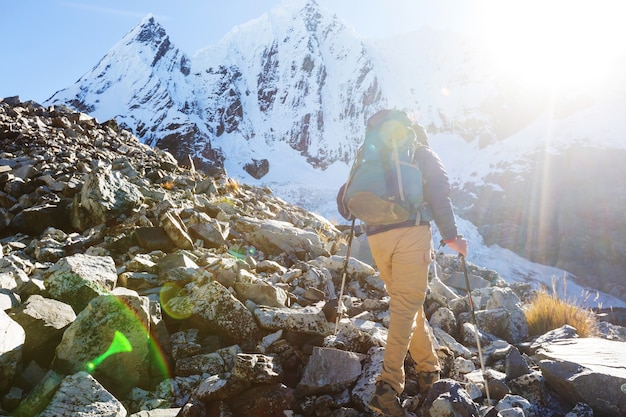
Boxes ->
[535,337,626,416]
[187,214,229,249]
[177,280,261,350]
[80,166,144,227]
[8,369,64,417]
[496,394,534,417]
[433,326,473,359]
[430,306,458,336]
[0,256,30,293]
[193,373,250,405]
[309,254,376,280]
[505,347,531,381]
[0,309,24,392]
[422,379,480,417]
[11,203,74,237]
[443,270,490,292]
[351,346,385,411]
[175,352,226,377]
[43,253,117,313]
[234,281,289,308]
[297,347,364,395]
[52,293,156,398]
[234,216,329,259]
[507,371,548,407]
[330,317,387,353]
[254,304,330,336]
[0,288,20,310]
[232,353,281,384]
[38,371,126,417]
[7,295,75,360]
[159,210,193,250]
[134,227,175,251]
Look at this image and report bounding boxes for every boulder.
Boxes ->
[43,254,117,313]
[535,337,626,416]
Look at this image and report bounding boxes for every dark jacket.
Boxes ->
[337,145,458,241]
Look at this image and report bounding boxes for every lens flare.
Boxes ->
[84,330,132,373]
[227,248,246,259]
[102,296,172,382]
[160,282,193,319]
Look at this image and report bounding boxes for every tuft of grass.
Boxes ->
[213,196,236,207]
[524,274,598,338]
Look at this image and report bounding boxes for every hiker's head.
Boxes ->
[367,109,412,127]
[367,109,416,147]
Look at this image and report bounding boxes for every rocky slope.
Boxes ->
[2,99,626,416]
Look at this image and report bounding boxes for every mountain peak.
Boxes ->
[125,13,168,45]
[279,0,320,13]
[139,12,156,24]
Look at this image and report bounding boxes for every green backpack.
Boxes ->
[342,110,431,226]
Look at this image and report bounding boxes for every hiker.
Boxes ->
[337,109,467,416]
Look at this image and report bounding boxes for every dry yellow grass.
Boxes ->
[524,276,598,338]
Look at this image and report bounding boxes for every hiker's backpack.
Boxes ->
[342,110,431,226]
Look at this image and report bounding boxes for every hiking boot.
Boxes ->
[417,371,440,396]
[368,381,412,417]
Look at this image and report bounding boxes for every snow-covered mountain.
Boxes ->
[48,1,384,176]
[45,0,626,308]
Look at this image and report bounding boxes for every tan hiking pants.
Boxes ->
[368,225,440,394]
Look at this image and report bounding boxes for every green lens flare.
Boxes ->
[227,246,257,265]
[622,383,626,394]
[84,330,133,373]
[227,248,246,259]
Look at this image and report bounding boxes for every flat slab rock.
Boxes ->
[535,337,626,415]
[535,337,626,379]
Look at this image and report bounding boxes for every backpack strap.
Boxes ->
[391,145,405,201]
[379,145,398,202]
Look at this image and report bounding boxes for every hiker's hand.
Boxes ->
[445,235,467,257]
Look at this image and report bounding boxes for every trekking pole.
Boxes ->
[439,237,491,404]
[334,218,356,335]
[460,253,492,404]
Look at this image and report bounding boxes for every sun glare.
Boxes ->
[473,1,626,91]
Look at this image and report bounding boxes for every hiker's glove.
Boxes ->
[444,235,467,257]
[336,183,355,221]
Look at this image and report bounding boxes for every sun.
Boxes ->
[472,0,626,92]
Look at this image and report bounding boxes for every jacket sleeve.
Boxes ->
[417,147,458,241]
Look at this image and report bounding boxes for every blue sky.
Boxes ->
[2,1,625,103]
[1,0,467,103]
